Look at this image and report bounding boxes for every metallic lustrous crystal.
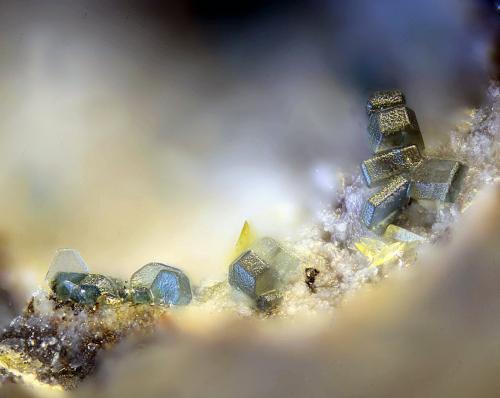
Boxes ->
[361,175,410,228]
[384,224,426,242]
[228,250,276,299]
[46,249,89,283]
[409,158,467,202]
[366,90,405,114]
[368,106,424,153]
[361,145,422,187]
[130,263,192,305]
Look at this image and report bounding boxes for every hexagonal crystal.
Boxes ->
[366,90,405,114]
[130,263,192,305]
[46,249,89,283]
[361,175,410,228]
[228,250,276,299]
[368,106,424,153]
[361,145,422,187]
[409,158,467,202]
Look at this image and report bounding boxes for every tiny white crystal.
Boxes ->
[45,248,89,282]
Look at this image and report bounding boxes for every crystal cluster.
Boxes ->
[228,237,300,311]
[360,90,467,230]
[47,249,192,306]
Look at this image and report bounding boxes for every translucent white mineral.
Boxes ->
[45,249,89,283]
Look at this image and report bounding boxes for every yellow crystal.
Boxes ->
[231,221,257,260]
[355,237,406,267]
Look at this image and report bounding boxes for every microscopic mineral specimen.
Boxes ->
[361,145,422,187]
[0,84,497,391]
[130,263,192,305]
[360,90,467,229]
[368,105,425,153]
[0,290,170,389]
[360,175,410,228]
[366,90,406,114]
[228,250,276,299]
[46,249,89,282]
[384,224,425,242]
[228,237,300,306]
[410,158,468,202]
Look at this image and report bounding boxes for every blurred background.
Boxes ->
[0,0,497,294]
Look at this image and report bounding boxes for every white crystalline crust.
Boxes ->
[196,83,499,318]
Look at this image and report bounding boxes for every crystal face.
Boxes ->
[361,175,410,228]
[409,158,467,202]
[366,90,406,114]
[384,224,425,242]
[228,237,300,303]
[130,263,192,305]
[228,250,276,299]
[46,249,89,282]
[232,220,257,259]
[360,90,468,231]
[361,145,422,187]
[79,274,123,299]
[355,238,406,267]
[368,106,424,153]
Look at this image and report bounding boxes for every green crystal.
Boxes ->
[366,90,405,114]
[130,263,192,305]
[50,272,87,300]
[368,106,424,153]
[361,175,410,228]
[361,145,422,187]
[70,284,100,305]
[410,158,467,202]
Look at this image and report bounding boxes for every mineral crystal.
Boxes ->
[228,250,276,299]
[361,145,422,187]
[360,175,410,228]
[366,90,406,114]
[129,263,192,305]
[79,274,124,299]
[355,237,406,267]
[251,237,300,284]
[368,106,424,153]
[384,224,426,242]
[410,158,467,202]
[45,249,89,283]
[232,221,257,259]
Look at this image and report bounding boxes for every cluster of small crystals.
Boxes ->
[360,90,467,230]
[278,83,498,315]
[47,249,192,307]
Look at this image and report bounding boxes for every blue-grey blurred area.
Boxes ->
[0,0,496,289]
